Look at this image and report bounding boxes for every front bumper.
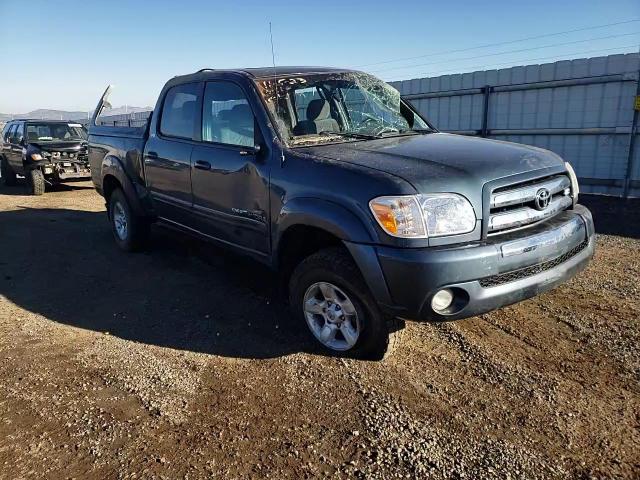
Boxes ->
[355,205,595,321]
[31,160,91,181]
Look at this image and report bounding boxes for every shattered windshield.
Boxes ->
[254,71,431,146]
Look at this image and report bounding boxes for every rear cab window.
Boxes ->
[293,86,323,122]
[160,83,200,139]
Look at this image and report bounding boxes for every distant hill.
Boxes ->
[0,105,153,122]
[0,109,90,122]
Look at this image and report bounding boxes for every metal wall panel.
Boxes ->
[391,54,640,197]
[92,110,152,127]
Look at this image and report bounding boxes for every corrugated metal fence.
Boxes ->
[79,54,640,197]
[94,110,151,127]
[391,53,640,197]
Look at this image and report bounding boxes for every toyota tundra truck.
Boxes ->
[88,67,595,360]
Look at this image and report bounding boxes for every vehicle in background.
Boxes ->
[88,67,595,360]
[1,120,90,195]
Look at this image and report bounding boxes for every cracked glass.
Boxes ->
[255,71,431,146]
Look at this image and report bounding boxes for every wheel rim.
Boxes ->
[113,201,128,240]
[303,282,361,351]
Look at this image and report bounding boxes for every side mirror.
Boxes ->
[18,137,25,146]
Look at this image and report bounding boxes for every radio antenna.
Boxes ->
[269,22,278,86]
[269,21,285,164]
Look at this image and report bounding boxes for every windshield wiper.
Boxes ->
[409,128,435,134]
[318,131,378,140]
[375,128,435,137]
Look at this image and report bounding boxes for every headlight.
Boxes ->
[30,153,44,161]
[565,162,579,204]
[369,193,476,238]
[419,193,476,237]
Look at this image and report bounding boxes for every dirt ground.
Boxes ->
[0,181,638,480]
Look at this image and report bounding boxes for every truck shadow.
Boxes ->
[48,183,96,193]
[580,194,640,239]
[2,194,636,360]
[0,181,95,195]
[0,205,318,359]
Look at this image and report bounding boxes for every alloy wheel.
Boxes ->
[303,282,361,351]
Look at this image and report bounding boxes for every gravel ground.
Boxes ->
[0,182,638,479]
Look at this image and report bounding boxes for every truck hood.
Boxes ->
[298,132,566,212]
[28,140,87,152]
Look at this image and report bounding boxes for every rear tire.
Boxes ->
[1,156,18,186]
[108,188,150,252]
[27,169,45,195]
[289,247,404,360]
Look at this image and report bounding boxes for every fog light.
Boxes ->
[431,288,454,312]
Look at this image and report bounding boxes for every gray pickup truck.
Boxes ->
[88,67,594,359]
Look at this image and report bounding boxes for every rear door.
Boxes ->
[8,122,25,173]
[143,82,201,223]
[1,124,16,167]
[190,80,270,256]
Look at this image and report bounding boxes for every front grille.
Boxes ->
[49,151,87,161]
[479,239,589,288]
[488,175,572,234]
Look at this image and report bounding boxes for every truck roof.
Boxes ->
[7,119,82,124]
[169,66,358,84]
[239,66,355,77]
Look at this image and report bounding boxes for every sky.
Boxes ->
[0,0,638,113]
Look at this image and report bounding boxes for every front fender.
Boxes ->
[101,155,147,217]
[275,197,378,247]
[274,197,394,306]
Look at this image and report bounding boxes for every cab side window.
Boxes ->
[1,124,9,142]
[3,124,15,142]
[13,123,24,144]
[160,83,199,140]
[202,82,255,148]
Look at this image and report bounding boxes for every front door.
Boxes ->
[190,80,270,256]
[143,82,201,223]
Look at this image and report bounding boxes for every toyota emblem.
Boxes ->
[534,188,551,210]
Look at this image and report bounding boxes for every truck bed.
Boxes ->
[89,124,147,139]
[88,123,149,194]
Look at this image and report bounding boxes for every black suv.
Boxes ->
[88,67,594,360]
[1,119,90,194]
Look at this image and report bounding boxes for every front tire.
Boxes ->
[108,188,150,252]
[289,247,404,360]
[27,169,45,195]
[1,156,18,186]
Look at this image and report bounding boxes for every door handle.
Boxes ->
[146,151,159,159]
[194,160,211,170]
